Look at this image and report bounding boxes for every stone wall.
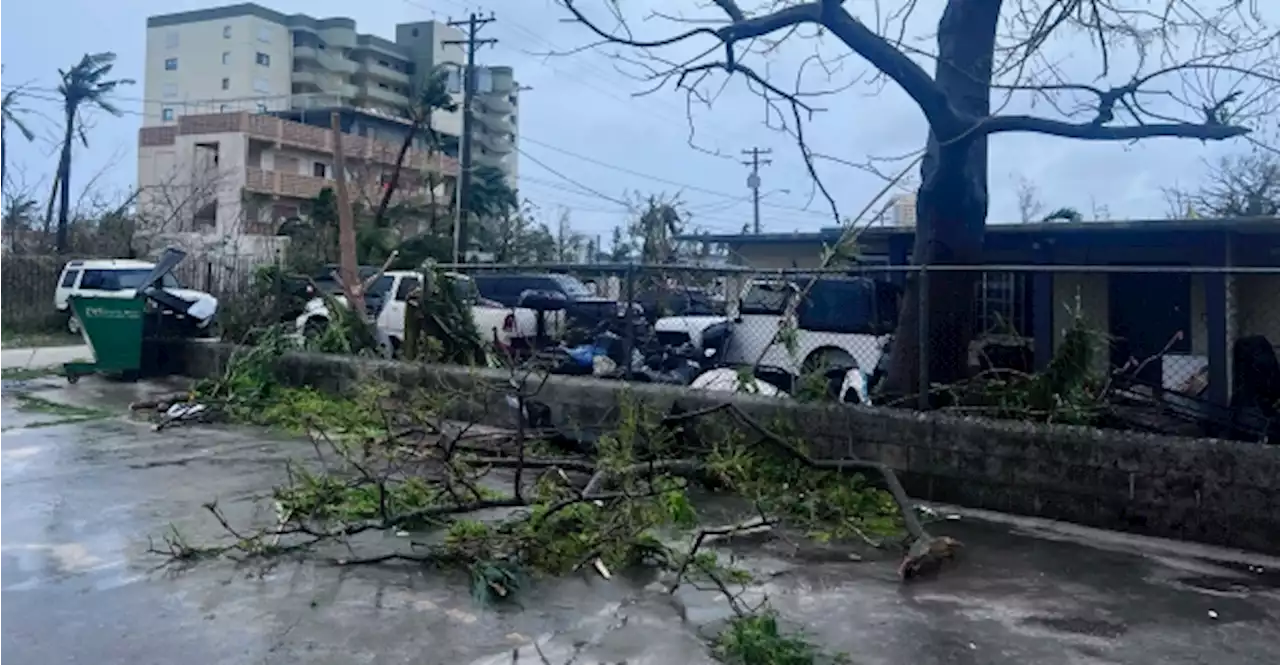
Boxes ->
[174,342,1280,555]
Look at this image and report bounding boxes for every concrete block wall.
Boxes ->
[173,342,1280,555]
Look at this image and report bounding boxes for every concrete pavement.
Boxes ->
[3,377,1279,664]
[1,344,92,371]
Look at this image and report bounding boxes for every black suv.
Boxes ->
[472,273,642,331]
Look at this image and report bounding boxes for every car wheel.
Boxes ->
[67,313,83,335]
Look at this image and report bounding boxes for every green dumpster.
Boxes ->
[63,295,147,383]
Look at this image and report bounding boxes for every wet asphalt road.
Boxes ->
[3,377,1280,664]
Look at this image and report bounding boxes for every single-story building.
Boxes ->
[678,217,1280,406]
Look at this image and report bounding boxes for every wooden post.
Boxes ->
[329,112,365,315]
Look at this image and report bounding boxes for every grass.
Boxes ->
[1,329,83,349]
[1,366,65,381]
[3,393,114,430]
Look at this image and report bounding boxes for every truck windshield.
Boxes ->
[740,282,792,315]
[450,277,479,304]
[551,274,593,298]
[797,278,881,335]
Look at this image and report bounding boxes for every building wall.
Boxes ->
[144,14,293,125]
[1237,274,1280,344]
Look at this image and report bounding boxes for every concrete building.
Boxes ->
[136,110,459,257]
[143,3,518,178]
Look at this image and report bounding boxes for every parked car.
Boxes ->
[472,272,643,335]
[656,275,901,403]
[55,259,219,335]
[294,270,543,355]
[633,284,724,324]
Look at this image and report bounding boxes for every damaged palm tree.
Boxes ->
[401,261,490,366]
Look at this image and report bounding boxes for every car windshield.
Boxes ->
[797,278,879,334]
[450,277,479,304]
[366,275,394,298]
[740,282,792,315]
[114,269,181,290]
[551,274,593,297]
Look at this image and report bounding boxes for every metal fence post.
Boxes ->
[622,262,637,381]
[917,265,930,410]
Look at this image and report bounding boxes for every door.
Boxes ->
[380,275,420,341]
[1108,272,1192,386]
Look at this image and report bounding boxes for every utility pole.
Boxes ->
[741,147,772,234]
[445,12,497,262]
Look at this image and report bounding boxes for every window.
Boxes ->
[162,108,175,121]
[797,278,880,335]
[394,277,421,302]
[366,275,395,299]
[257,26,272,42]
[253,77,271,93]
[164,58,178,71]
[312,162,327,178]
[256,52,270,66]
[165,31,180,48]
[973,272,1029,335]
[222,51,231,65]
[221,77,230,90]
[81,269,179,292]
[550,275,593,298]
[740,282,792,315]
[161,83,178,99]
[60,270,81,288]
[223,25,232,39]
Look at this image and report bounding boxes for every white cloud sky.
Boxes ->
[1,0,1271,245]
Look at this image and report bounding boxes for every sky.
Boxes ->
[1,0,1272,246]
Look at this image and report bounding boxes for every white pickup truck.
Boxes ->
[294,270,545,355]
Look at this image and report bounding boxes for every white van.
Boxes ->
[55,259,218,334]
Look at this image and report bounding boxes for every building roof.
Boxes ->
[676,216,1280,245]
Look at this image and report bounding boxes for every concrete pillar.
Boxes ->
[1032,241,1054,370]
[1205,232,1232,406]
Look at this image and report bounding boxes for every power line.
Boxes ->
[519,136,828,217]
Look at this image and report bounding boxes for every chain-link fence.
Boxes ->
[437,262,1280,411]
[1,254,85,332]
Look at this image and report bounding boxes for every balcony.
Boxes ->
[478,130,513,154]
[474,110,513,134]
[297,45,358,74]
[358,83,409,108]
[478,93,513,114]
[139,111,456,178]
[244,167,328,200]
[357,61,411,86]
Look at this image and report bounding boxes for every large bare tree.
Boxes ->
[558,0,1278,397]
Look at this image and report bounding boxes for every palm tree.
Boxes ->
[466,164,518,219]
[374,66,459,226]
[3,194,38,251]
[53,52,134,253]
[2,85,38,188]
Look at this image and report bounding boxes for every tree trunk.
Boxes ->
[373,118,422,226]
[329,112,366,315]
[54,108,75,254]
[0,115,7,250]
[882,0,1001,403]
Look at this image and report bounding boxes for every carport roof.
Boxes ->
[676,216,1280,245]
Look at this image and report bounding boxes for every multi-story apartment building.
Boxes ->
[143,3,517,179]
[136,110,459,258]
